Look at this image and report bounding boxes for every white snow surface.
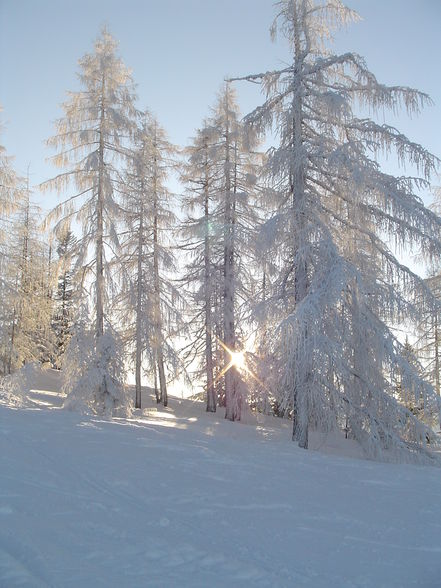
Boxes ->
[1,370,441,587]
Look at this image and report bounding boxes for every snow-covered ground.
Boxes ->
[1,370,441,587]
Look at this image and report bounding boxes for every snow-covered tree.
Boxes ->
[43,27,137,413]
[0,109,24,373]
[62,307,130,416]
[52,230,76,368]
[412,274,441,423]
[181,122,220,412]
[5,182,55,373]
[0,107,22,220]
[116,113,154,409]
[414,190,441,402]
[182,85,260,419]
[118,112,183,408]
[233,0,441,460]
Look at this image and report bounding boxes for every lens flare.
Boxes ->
[206,332,268,394]
[230,350,246,371]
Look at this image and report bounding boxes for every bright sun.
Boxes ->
[230,351,246,370]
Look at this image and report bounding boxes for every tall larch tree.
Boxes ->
[52,230,76,368]
[182,85,260,419]
[213,85,260,421]
[413,275,441,410]
[233,0,441,460]
[7,180,55,372]
[42,27,136,413]
[117,112,155,409]
[0,108,24,373]
[0,108,22,222]
[148,117,183,407]
[119,112,183,408]
[181,122,219,412]
[414,190,441,406]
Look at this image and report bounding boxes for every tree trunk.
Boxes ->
[8,305,16,375]
[152,126,168,407]
[293,396,309,449]
[291,9,309,449]
[9,174,31,373]
[203,140,216,412]
[154,358,160,403]
[349,285,368,440]
[434,313,440,397]
[96,73,106,340]
[135,202,144,409]
[223,87,239,421]
[157,352,167,407]
[434,313,441,431]
[214,282,224,407]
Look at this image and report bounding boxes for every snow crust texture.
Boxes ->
[1,380,441,587]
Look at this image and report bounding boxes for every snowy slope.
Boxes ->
[1,373,441,587]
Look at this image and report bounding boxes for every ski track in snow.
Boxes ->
[1,373,441,587]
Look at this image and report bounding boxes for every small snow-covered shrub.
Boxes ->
[0,362,43,407]
[0,374,23,407]
[63,327,132,417]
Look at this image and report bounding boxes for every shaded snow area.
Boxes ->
[1,373,441,587]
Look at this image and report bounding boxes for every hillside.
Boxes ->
[1,370,441,587]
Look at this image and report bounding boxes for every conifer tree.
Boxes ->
[118,112,183,408]
[0,109,24,374]
[0,107,22,220]
[414,190,441,407]
[62,302,130,416]
[43,28,136,413]
[7,182,54,372]
[52,230,76,368]
[413,273,441,423]
[181,123,219,412]
[182,85,260,419]
[233,0,441,459]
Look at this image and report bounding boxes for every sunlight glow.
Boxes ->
[230,350,246,371]
[215,337,256,380]
[205,331,270,396]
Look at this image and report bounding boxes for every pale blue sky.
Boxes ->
[1,0,440,210]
